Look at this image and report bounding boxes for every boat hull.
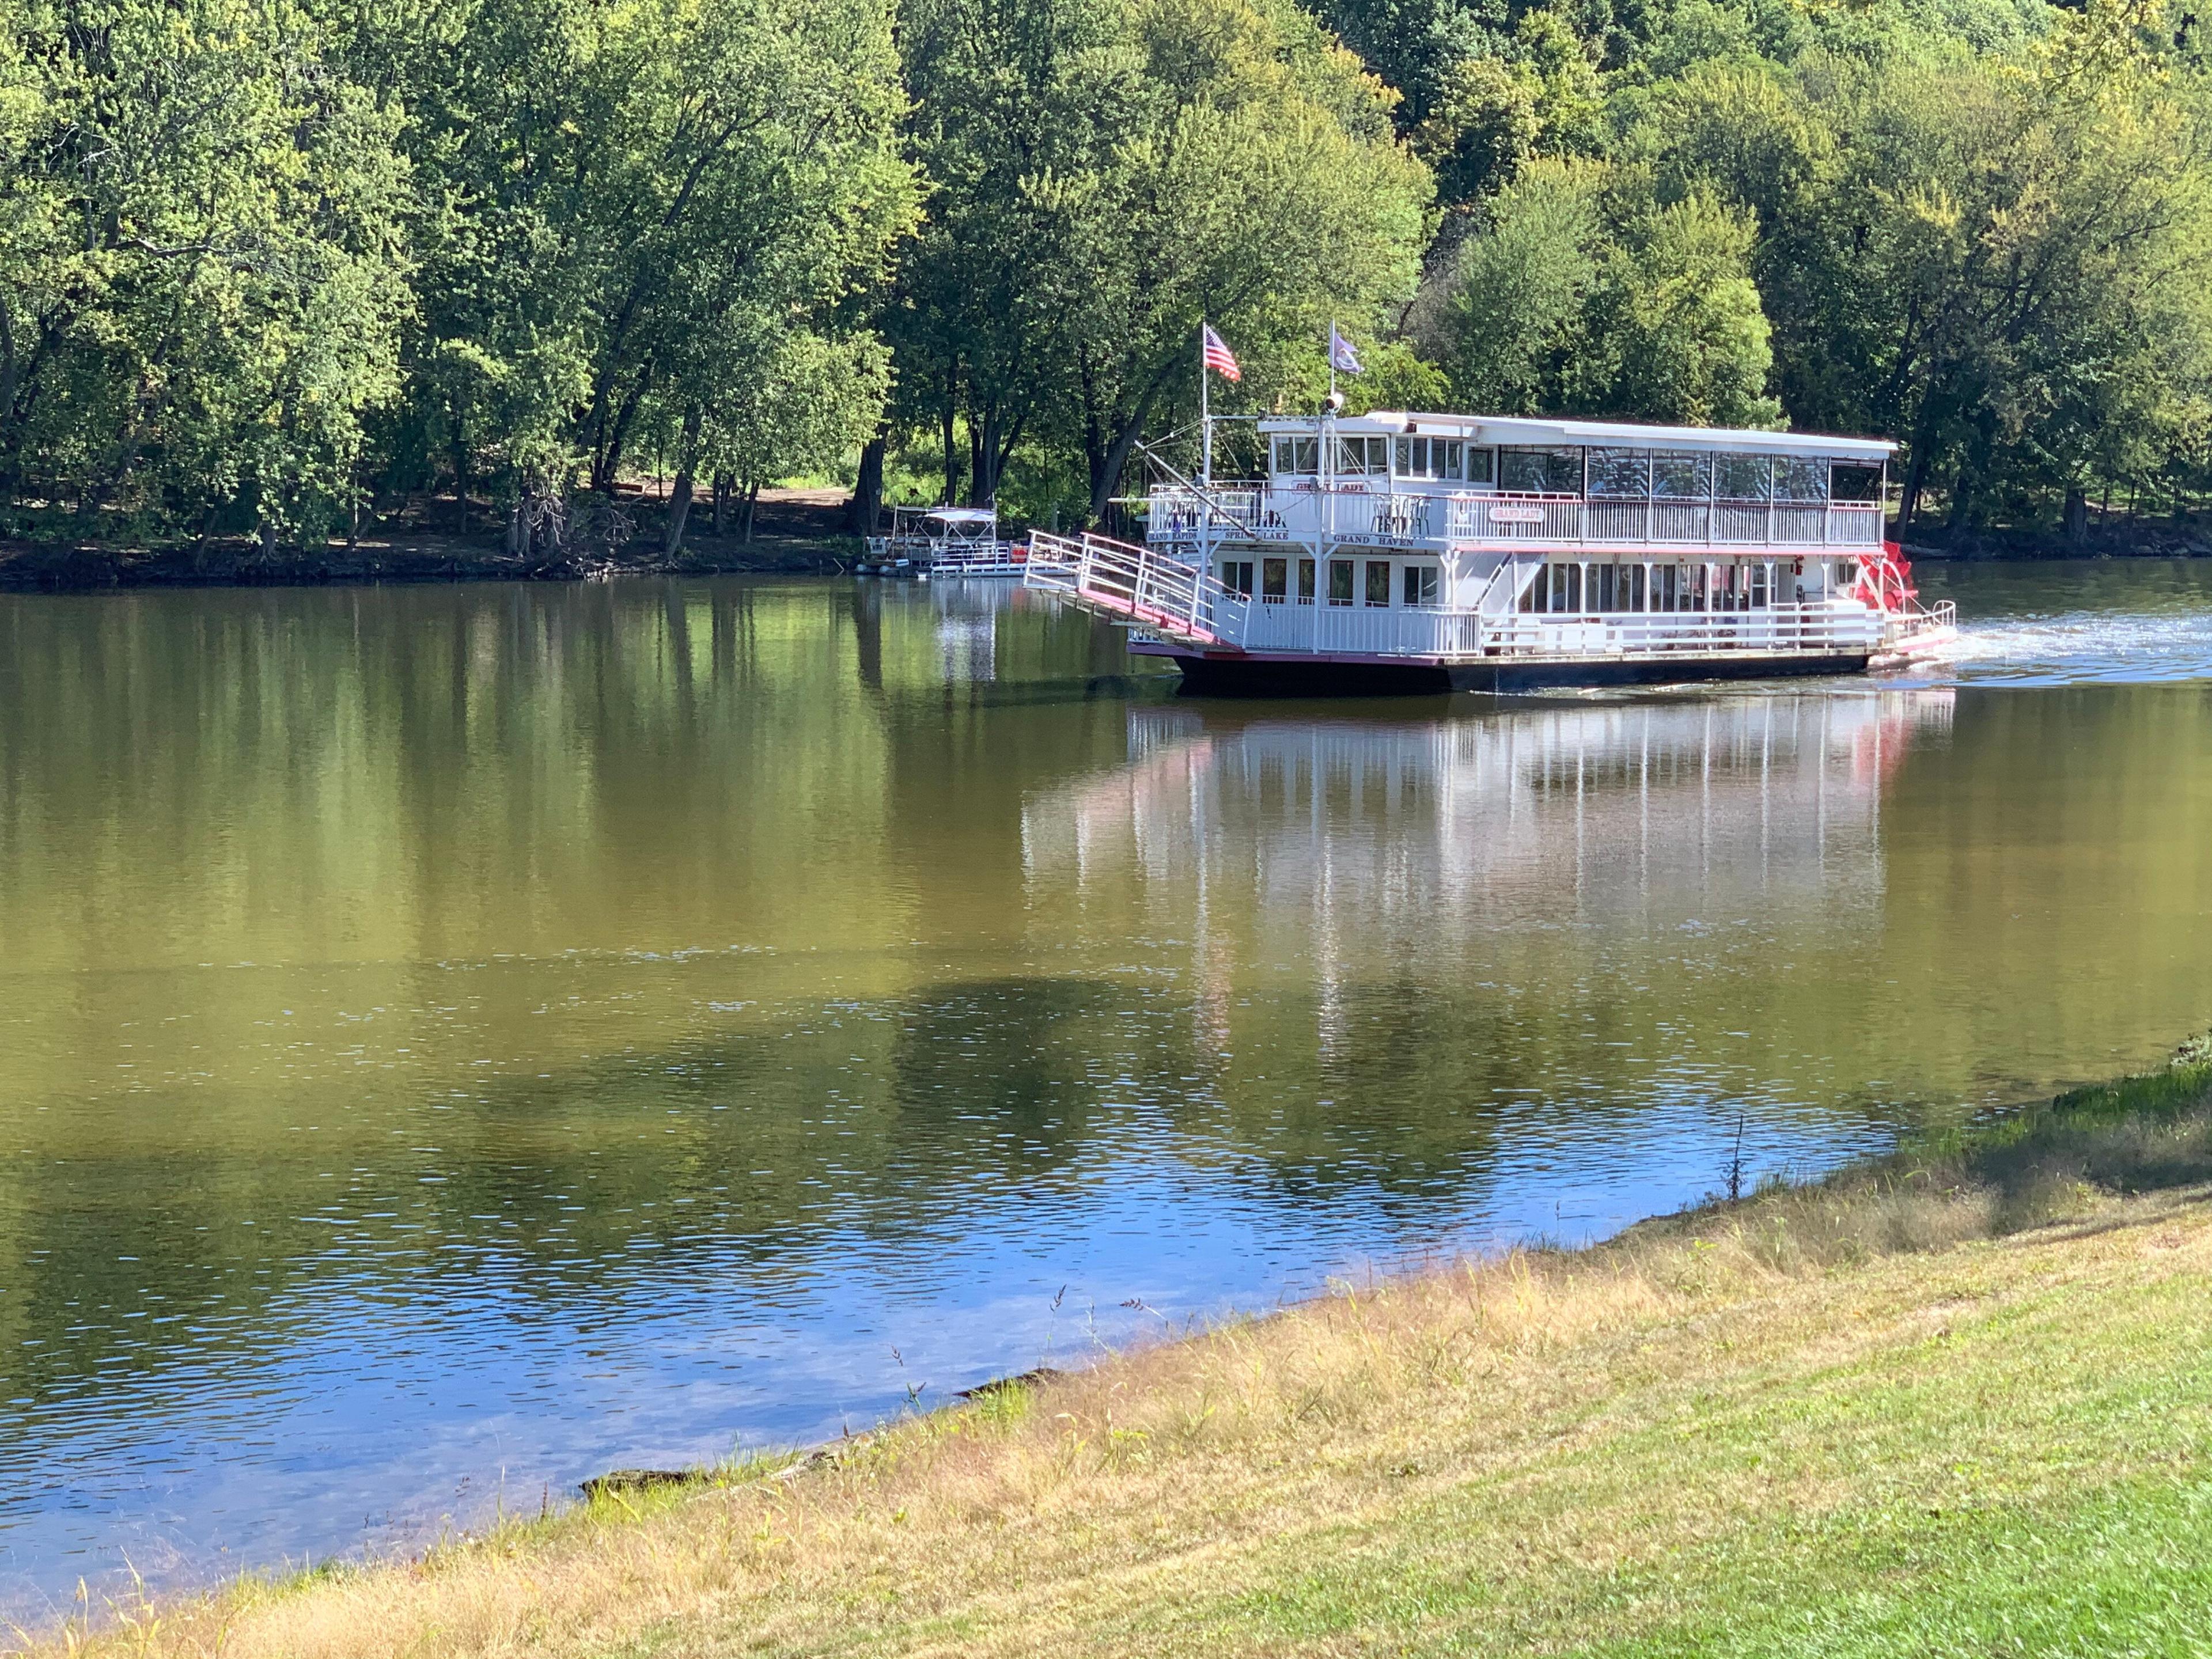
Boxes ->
[1158,647,1874,696]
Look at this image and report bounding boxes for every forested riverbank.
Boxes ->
[21,1037,2212,1656]
[3,0,2210,578]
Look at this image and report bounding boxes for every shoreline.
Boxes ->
[17,1037,2212,1656]
[0,533,853,593]
[6,517,2212,595]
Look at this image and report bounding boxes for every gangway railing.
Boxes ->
[1024,531,1226,647]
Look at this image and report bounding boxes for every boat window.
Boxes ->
[1262,557,1287,604]
[1589,451,1651,499]
[1749,563,1772,607]
[1547,562,1583,612]
[1334,436,1388,475]
[1464,446,1496,486]
[1652,452,1711,498]
[1831,463,1883,503]
[1221,560,1254,597]
[1393,437,1470,481]
[1364,560,1392,607]
[1328,558,1355,606]
[1714,454,1772,502]
[1835,559,1857,590]
[1773,457,1827,503]
[1499,447,1582,495]
[1403,565,1440,607]
[1272,437,1320,475]
[1297,559,1316,604]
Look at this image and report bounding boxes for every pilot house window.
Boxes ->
[1393,437,1467,481]
[1334,436,1389,475]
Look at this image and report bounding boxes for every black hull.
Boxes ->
[1168,651,1873,697]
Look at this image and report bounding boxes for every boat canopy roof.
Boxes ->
[926,506,999,525]
[1259,411,1893,463]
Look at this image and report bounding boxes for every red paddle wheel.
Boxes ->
[1851,540,1919,616]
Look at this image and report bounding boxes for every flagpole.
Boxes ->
[1199,322,1211,487]
[1198,323,1213,566]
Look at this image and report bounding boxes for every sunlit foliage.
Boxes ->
[1,0,2207,541]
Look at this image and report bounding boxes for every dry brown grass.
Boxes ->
[21,1056,2212,1658]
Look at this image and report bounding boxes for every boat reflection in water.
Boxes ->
[1027,690,1954,923]
[1021,689,1956,1111]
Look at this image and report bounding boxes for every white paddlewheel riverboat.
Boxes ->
[1024,411,1956,692]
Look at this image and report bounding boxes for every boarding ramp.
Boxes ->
[1024,531,1225,647]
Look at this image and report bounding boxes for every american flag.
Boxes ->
[1202,324,1241,382]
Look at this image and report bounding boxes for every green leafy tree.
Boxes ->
[892,0,1432,524]
[2,0,412,548]
[349,0,915,539]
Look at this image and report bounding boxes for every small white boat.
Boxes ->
[865,506,1028,579]
[1025,410,1956,694]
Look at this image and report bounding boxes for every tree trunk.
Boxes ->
[664,406,700,556]
[665,468,693,555]
[1946,468,1973,534]
[2064,486,2089,547]
[450,407,470,534]
[0,303,16,448]
[847,433,885,535]
[1086,414,1150,528]
[713,471,730,537]
[740,480,760,543]
[973,403,1001,507]
[941,374,961,507]
[1896,441,1929,533]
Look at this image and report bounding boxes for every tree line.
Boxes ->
[1,0,2206,555]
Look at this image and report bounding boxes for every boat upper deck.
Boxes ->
[1149,411,1896,556]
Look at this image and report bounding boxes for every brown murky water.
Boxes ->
[4,563,2211,1614]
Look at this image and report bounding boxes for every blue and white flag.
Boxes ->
[1328,325,1363,375]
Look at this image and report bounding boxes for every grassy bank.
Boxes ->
[23,1045,2212,1658]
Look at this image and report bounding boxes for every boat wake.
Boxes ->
[1890,608,2212,687]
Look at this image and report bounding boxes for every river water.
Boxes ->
[3,560,2211,1616]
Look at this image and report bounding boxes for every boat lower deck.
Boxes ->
[1157,645,1874,695]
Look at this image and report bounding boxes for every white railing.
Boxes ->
[1145,488,1266,540]
[929,540,1028,576]
[1024,529,1225,645]
[1211,597,1883,660]
[1883,600,1957,646]
[1145,485,1888,551]
[1445,494,1585,542]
